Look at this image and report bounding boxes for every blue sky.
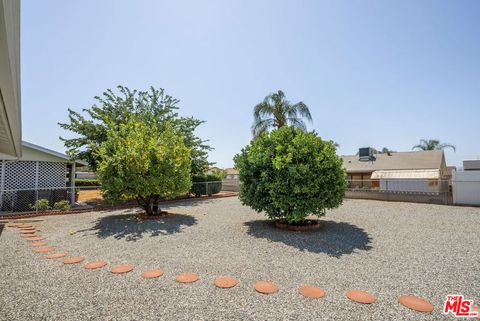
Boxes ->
[21,0,480,167]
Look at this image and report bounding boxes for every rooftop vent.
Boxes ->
[358,147,376,162]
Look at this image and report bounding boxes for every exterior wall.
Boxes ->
[452,170,480,206]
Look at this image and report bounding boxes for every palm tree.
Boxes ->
[412,139,456,152]
[252,90,312,137]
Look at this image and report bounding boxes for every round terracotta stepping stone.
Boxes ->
[84,261,108,270]
[254,281,279,294]
[176,273,199,283]
[7,223,21,227]
[215,276,238,288]
[20,230,36,234]
[20,227,36,230]
[34,246,55,253]
[346,290,376,304]
[21,234,36,238]
[46,252,67,259]
[63,256,85,264]
[27,236,45,241]
[18,224,33,227]
[399,295,434,313]
[141,269,164,279]
[31,241,49,247]
[298,285,325,298]
[111,264,134,274]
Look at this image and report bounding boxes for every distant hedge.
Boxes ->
[71,179,100,187]
[191,175,222,196]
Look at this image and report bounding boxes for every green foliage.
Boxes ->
[30,199,51,211]
[96,115,192,216]
[59,86,212,176]
[53,200,72,211]
[210,168,227,180]
[252,90,312,137]
[191,175,222,196]
[234,126,346,224]
[412,139,456,152]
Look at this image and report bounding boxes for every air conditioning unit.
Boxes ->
[359,147,376,162]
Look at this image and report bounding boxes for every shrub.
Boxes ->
[53,200,72,211]
[30,199,51,211]
[233,126,346,224]
[191,175,222,196]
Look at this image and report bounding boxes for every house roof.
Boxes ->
[342,150,444,174]
[0,141,88,166]
[225,167,239,175]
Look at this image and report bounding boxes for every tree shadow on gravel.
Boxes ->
[244,220,372,258]
[78,212,197,242]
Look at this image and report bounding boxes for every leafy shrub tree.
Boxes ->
[234,126,346,224]
[96,116,191,216]
[59,86,212,176]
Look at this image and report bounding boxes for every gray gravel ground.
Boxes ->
[0,197,479,321]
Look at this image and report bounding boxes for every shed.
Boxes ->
[0,141,86,212]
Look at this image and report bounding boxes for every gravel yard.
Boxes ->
[1,197,479,321]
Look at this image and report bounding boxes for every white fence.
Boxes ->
[452,171,480,206]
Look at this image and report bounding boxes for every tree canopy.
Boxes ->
[59,86,212,176]
[234,126,345,224]
[251,90,312,138]
[412,139,456,152]
[96,115,191,216]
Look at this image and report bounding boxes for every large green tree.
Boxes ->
[252,90,312,138]
[59,86,212,175]
[412,139,456,152]
[234,126,346,224]
[96,116,191,216]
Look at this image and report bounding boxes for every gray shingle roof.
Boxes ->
[341,150,444,173]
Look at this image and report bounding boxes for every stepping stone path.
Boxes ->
[176,273,199,283]
[298,285,325,298]
[63,256,85,264]
[46,253,67,259]
[34,246,55,253]
[399,295,434,313]
[85,261,108,270]
[27,236,45,241]
[141,269,164,279]
[346,290,376,304]
[254,281,279,294]
[31,242,49,247]
[214,276,238,289]
[9,219,446,317]
[111,265,134,274]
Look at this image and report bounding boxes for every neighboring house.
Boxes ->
[0,141,86,212]
[225,167,239,180]
[205,167,222,175]
[342,150,448,193]
[0,0,21,157]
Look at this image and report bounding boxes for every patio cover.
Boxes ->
[371,169,440,180]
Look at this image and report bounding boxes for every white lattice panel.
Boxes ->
[2,161,67,190]
[4,161,36,189]
[38,162,67,188]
